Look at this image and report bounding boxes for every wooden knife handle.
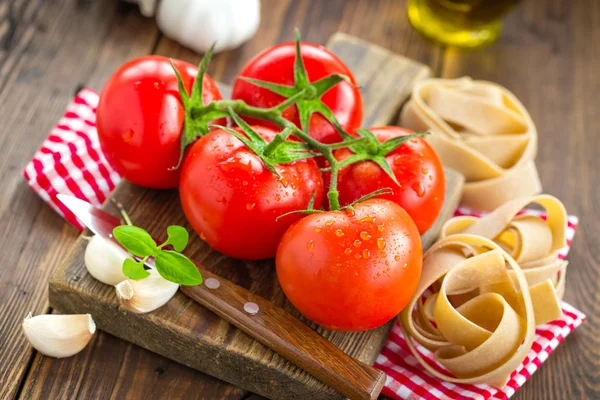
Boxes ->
[180,267,386,400]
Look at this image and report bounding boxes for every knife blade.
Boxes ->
[56,194,385,400]
[56,194,157,267]
[57,194,121,238]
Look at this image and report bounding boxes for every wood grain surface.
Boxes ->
[46,33,444,400]
[0,0,597,399]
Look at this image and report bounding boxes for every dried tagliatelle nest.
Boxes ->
[399,195,567,388]
[401,77,541,210]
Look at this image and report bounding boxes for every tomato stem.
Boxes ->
[176,33,427,212]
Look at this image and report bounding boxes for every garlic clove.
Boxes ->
[84,235,130,285]
[22,313,96,358]
[115,269,179,314]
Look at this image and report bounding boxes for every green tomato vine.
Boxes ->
[172,30,428,211]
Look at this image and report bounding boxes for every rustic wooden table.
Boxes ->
[0,0,597,399]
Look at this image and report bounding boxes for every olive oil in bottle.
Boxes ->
[407,0,521,49]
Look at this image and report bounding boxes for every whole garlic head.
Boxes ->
[22,313,96,358]
[115,269,179,314]
[156,0,261,54]
[84,235,130,285]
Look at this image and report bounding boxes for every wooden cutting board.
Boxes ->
[49,33,463,400]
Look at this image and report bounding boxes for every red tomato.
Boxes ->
[231,42,363,144]
[180,126,324,260]
[276,199,422,331]
[97,56,223,189]
[332,127,445,234]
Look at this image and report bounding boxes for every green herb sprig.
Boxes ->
[113,225,202,286]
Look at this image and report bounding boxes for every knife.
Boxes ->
[57,194,385,400]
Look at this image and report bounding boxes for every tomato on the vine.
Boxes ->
[276,198,422,331]
[231,42,363,144]
[97,56,223,189]
[332,127,445,234]
[179,126,324,260]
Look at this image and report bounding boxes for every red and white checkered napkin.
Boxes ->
[24,90,586,399]
[22,89,120,231]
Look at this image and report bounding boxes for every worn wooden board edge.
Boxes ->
[328,32,432,127]
[48,33,444,400]
[422,168,464,249]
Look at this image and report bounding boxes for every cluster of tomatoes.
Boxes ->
[96,38,445,331]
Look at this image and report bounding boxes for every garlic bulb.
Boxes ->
[22,313,96,358]
[84,235,130,285]
[156,0,261,54]
[115,269,179,313]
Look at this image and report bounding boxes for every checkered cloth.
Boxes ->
[23,89,586,400]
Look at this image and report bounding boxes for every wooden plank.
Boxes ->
[438,1,599,398]
[48,33,436,400]
[153,0,442,84]
[20,310,247,400]
[0,0,160,398]
[0,1,242,399]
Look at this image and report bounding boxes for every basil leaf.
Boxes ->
[166,225,189,252]
[113,225,158,257]
[154,250,202,286]
[122,258,150,280]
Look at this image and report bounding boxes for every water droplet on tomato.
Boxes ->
[326,221,334,226]
[335,229,344,237]
[378,223,385,232]
[344,248,352,255]
[122,129,134,143]
[353,240,362,248]
[421,167,429,174]
[377,238,386,250]
[412,182,425,197]
[280,178,289,188]
[403,263,408,268]
[246,203,255,210]
[394,255,401,262]
[200,233,207,241]
[298,166,303,173]
[275,194,281,201]
[307,240,314,250]
[360,231,371,241]
[354,253,362,259]
[362,249,371,259]
[315,226,322,233]
[358,215,376,224]
[380,251,387,258]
